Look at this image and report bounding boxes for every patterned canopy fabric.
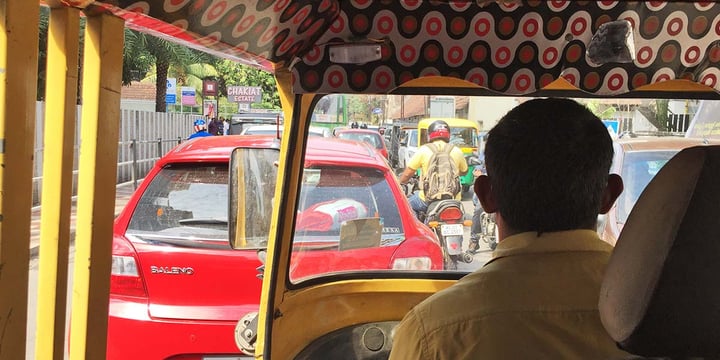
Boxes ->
[85,1,720,96]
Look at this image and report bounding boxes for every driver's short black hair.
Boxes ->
[484,98,613,233]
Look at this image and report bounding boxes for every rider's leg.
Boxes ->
[469,193,483,253]
[408,193,428,220]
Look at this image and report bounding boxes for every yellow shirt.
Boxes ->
[389,230,629,360]
[406,140,468,201]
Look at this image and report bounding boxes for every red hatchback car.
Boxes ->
[107,135,442,359]
[333,128,389,159]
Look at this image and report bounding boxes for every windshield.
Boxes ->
[127,164,229,245]
[617,150,678,223]
[239,94,713,285]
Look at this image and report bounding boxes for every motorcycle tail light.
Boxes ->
[439,207,463,222]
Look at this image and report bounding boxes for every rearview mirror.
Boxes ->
[229,146,280,249]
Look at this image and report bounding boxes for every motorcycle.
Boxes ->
[465,154,498,251]
[479,211,498,251]
[403,175,473,270]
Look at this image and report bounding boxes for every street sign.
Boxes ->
[602,119,619,135]
[372,107,383,114]
[181,86,196,106]
[166,78,177,104]
[227,86,262,103]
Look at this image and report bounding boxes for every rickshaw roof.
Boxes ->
[76,1,720,98]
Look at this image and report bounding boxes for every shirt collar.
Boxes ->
[491,229,613,261]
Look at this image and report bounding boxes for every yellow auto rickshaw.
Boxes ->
[418,117,481,192]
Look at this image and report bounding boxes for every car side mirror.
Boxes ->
[229,146,280,249]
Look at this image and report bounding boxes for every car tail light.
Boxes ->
[438,207,463,222]
[392,257,431,270]
[110,237,147,297]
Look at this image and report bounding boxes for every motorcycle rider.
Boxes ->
[398,120,468,219]
[468,167,484,253]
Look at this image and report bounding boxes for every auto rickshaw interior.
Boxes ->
[69,1,720,359]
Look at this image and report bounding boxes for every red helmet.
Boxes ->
[428,120,450,142]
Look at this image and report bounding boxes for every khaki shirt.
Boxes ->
[389,230,629,360]
[406,140,468,201]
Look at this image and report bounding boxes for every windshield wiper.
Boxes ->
[178,218,228,225]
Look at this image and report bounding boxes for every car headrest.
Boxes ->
[599,145,720,358]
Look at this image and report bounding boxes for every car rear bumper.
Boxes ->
[107,298,253,360]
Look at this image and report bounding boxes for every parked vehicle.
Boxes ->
[240,124,332,137]
[333,128,389,159]
[229,111,283,135]
[106,135,443,359]
[417,118,480,193]
[598,135,720,245]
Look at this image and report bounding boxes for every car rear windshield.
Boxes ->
[617,150,678,223]
[294,167,404,243]
[127,163,229,246]
[337,132,384,149]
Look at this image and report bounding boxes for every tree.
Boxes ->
[637,100,670,131]
[123,30,214,112]
[214,59,281,109]
[584,100,617,120]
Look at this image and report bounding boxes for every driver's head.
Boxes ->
[483,98,615,233]
[427,120,450,142]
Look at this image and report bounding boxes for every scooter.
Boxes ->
[403,176,473,270]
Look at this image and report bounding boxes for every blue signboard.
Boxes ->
[166,78,177,104]
[602,119,619,135]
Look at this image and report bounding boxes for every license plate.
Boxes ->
[440,224,463,236]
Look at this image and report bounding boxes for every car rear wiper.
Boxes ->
[177,218,228,226]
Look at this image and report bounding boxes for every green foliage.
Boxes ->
[37,7,48,101]
[584,100,617,120]
[213,59,281,109]
[37,13,278,112]
[655,99,669,129]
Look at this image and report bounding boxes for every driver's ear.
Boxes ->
[599,173,623,214]
[475,175,497,213]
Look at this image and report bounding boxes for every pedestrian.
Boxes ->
[208,117,219,136]
[188,119,212,140]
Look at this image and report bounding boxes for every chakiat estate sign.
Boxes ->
[227,86,262,103]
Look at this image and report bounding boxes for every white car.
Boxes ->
[398,128,418,169]
[240,124,331,137]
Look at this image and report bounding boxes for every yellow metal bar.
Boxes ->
[35,6,80,360]
[68,12,124,360]
[255,75,316,359]
[0,1,40,359]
